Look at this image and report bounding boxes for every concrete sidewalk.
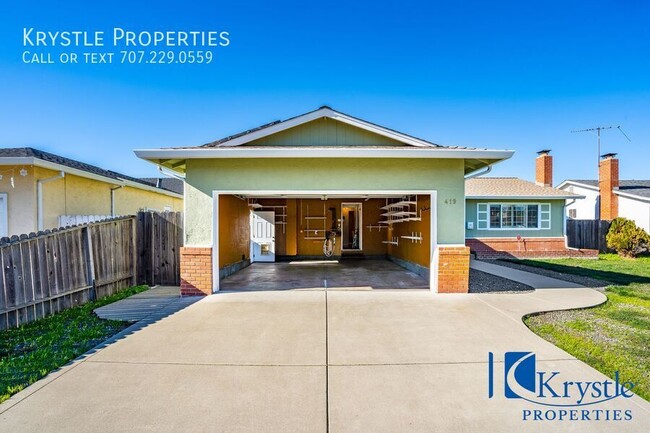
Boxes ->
[1,287,648,432]
[470,258,584,289]
[94,286,199,322]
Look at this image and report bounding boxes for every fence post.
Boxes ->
[82,226,96,301]
[131,217,137,286]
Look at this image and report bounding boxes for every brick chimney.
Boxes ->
[599,153,619,221]
[535,149,553,187]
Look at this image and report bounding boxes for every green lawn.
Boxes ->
[0,285,148,403]
[518,254,650,401]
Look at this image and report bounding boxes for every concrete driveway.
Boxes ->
[1,288,649,432]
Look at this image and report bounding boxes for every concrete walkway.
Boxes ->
[470,258,584,289]
[2,288,648,432]
[94,286,199,321]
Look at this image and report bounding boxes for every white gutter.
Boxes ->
[464,164,492,179]
[134,147,515,161]
[37,171,65,230]
[110,185,124,216]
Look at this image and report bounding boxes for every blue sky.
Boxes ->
[1,0,648,183]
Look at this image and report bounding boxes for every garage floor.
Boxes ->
[220,259,429,291]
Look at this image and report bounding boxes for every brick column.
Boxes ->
[180,247,213,296]
[437,246,470,293]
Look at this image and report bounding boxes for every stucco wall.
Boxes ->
[114,185,182,214]
[0,165,37,236]
[562,184,599,219]
[0,166,184,235]
[38,167,112,230]
[618,195,650,234]
[184,158,466,247]
[465,199,565,238]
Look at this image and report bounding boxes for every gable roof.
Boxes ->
[0,147,183,197]
[135,106,514,175]
[201,106,445,148]
[559,179,650,202]
[466,177,583,199]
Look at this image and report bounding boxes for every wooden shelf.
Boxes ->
[304,216,326,220]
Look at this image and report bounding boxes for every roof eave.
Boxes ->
[0,156,183,199]
[557,180,599,191]
[135,148,515,175]
[465,195,584,200]
[614,190,650,203]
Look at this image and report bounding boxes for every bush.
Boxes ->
[606,217,650,258]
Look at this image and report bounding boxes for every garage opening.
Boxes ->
[215,192,435,292]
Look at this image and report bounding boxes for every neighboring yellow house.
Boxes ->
[0,147,183,237]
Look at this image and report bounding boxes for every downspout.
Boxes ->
[37,171,65,231]
[464,164,493,179]
[110,185,124,217]
[564,198,577,249]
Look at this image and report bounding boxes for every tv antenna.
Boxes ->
[570,125,631,170]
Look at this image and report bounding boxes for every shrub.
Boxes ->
[606,217,650,258]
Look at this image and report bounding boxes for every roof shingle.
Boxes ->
[466,177,581,198]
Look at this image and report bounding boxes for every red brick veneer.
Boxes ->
[466,238,598,259]
[180,247,212,296]
[437,246,470,293]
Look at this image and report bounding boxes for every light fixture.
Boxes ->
[11,176,15,188]
[0,174,3,180]
[19,168,28,176]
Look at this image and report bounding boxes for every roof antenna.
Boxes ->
[570,125,631,176]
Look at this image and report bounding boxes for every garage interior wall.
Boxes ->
[387,195,430,268]
[218,195,250,269]
[239,196,430,272]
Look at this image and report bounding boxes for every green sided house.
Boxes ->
[464,150,595,258]
[135,107,513,294]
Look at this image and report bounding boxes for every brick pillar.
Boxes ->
[180,247,213,296]
[535,149,553,187]
[599,153,619,221]
[437,246,470,293]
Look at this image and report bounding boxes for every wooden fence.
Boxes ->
[0,211,183,330]
[137,211,183,286]
[0,217,136,330]
[566,219,612,252]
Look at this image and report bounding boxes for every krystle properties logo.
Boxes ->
[488,352,636,422]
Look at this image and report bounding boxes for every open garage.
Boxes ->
[135,107,512,294]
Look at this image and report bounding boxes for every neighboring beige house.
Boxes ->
[0,148,183,237]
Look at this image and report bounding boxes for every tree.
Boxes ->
[606,217,650,258]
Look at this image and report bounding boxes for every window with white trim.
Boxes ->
[476,203,551,230]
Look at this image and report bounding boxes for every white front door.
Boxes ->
[251,211,275,262]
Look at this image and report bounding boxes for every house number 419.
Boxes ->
[444,198,457,205]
